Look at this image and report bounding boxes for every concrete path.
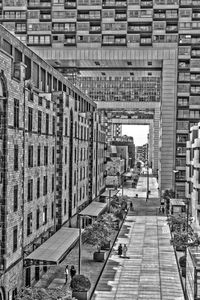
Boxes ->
[92,175,184,300]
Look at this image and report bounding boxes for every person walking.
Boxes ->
[70,265,76,280]
[122,244,128,258]
[118,243,123,256]
[64,265,69,284]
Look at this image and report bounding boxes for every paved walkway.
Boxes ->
[92,175,184,300]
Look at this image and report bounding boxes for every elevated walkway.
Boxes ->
[92,174,184,300]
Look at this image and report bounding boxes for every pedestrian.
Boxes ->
[70,265,76,279]
[64,265,69,284]
[122,244,128,258]
[162,206,165,214]
[118,243,123,256]
[130,202,133,211]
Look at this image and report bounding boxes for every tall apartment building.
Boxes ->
[0,1,199,196]
[0,25,106,299]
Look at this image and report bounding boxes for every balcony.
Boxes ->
[64,0,76,8]
[28,0,51,9]
[140,0,153,8]
[39,12,51,22]
[140,36,152,46]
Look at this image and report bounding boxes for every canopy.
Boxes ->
[100,189,119,197]
[25,227,79,264]
[79,201,107,217]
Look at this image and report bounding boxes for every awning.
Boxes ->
[25,227,79,264]
[79,201,107,217]
[100,189,119,197]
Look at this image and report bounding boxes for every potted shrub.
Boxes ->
[82,214,114,262]
[70,274,91,300]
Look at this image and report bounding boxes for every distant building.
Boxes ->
[111,135,135,168]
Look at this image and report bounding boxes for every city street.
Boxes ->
[92,175,184,300]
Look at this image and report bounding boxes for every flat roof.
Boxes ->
[79,201,107,217]
[25,227,79,264]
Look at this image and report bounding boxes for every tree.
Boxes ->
[82,213,114,251]
[167,214,200,249]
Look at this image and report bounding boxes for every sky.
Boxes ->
[122,125,149,146]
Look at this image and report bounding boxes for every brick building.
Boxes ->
[0,25,106,299]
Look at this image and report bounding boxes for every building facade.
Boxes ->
[186,124,200,232]
[0,25,106,299]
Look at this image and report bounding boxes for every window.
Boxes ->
[43,205,47,225]
[14,145,18,171]
[14,99,19,128]
[51,202,54,219]
[13,226,17,252]
[28,179,33,201]
[37,145,41,166]
[28,107,33,132]
[44,146,48,166]
[38,111,42,134]
[52,174,54,192]
[65,118,68,136]
[28,145,33,168]
[28,35,51,45]
[37,178,40,198]
[13,185,18,212]
[65,147,67,164]
[64,199,67,215]
[65,173,67,189]
[52,147,54,165]
[27,213,32,236]
[46,113,49,135]
[36,208,40,229]
[43,176,47,196]
[52,116,55,135]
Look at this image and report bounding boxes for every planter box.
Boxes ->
[101,241,111,250]
[93,251,105,262]
[72,290,87,300]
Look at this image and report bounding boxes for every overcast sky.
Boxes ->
[122,125,149,146]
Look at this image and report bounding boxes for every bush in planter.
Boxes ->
[70,275,91,292]
[82,213,114,260]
